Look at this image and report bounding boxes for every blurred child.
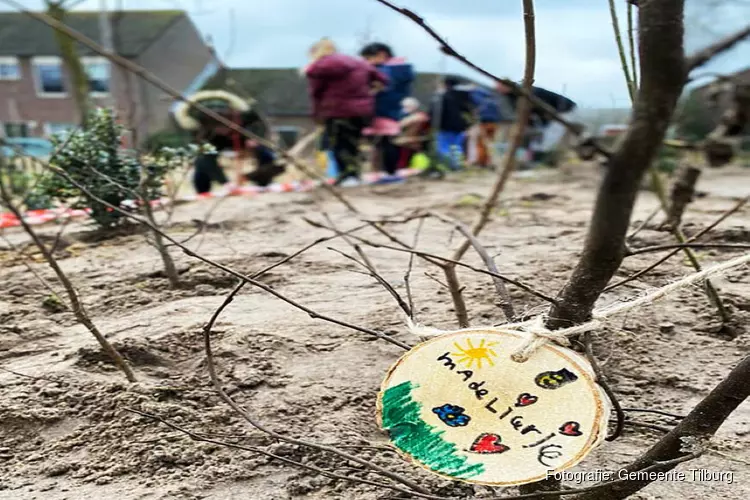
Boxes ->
[304,38,388,186]
[394,97,430,169]
[359,42,414,175]
[430,76,476,170]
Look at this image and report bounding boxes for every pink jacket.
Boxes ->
[305,54,388,119]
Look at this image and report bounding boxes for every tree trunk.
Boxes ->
[573,354,750,500]
[47,2,90,125]
[546,0,687,328]
[665,164,701,229]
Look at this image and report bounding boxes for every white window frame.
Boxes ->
[44,122,76,138]
[31,56,67,98]
[0,56,21,81]
[81,56,111,98]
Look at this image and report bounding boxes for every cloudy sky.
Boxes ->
[7,0,750,108]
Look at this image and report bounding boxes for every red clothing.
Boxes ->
[305,54,388,119]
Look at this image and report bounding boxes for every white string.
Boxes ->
[408,252,750,362]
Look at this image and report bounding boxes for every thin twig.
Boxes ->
[606,196,749,292]
[306,218,558,305]
[125,408,442,499]
[431,212,515,321]
[686,23,750,71]
[622,408,685,420]
[584,333,624,441]
[201,292,430,495]
[404,218,425,319]
[626,205,662,242]
[0,161,136,382]
[621,420,672,434]
[327,246,412,317]
[0,366,56,381]
[628,242,750,256]
[609,0,637,101]
[28,159,412,350]
[370,0,607,156]
[424,271,450,289]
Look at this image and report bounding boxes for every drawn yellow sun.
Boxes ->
[451,338,498,369]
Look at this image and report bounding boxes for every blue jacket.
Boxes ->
[373,57,414,120]
[470,86,504,123]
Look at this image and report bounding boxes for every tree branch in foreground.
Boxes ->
[573,356,750,500]
[125,408,442,499]
[686,23,750,71]
[27,158,412,351]
[0,159,136,382]
[547,0,687,328]
[370,0,602,154]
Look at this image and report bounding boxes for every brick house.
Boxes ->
[0,10,218,144]
[201,67,481,147]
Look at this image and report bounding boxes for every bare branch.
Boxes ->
[125,408,441,499]
[622,408,685,420]
[404,218,425,319]
[201,292,431,495]
[26,158,412,350]
[431,212,515,321]
[606,195,749,292]
[573,357,749,499]
[583,333,624,441]
[687,23,750,71]
[547,0,688,328]
[370,0,606,155]
[0,160,136,382]
[629,242,750,255]
[327,246,412,317]
[305,218,559,305]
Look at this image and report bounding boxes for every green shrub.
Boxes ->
[144,128,192,151]
[36,108,202,229]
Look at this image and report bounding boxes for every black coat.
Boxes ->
[506,86,576,127]
[194,108,268,152]
[430,88,476,133]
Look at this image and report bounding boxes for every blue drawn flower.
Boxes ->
[432,404,471,427]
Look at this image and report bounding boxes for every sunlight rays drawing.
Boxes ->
[451,338,498,369]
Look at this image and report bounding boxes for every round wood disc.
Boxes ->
[377,329,609,486]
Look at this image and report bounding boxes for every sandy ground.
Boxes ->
[1,165,749,499]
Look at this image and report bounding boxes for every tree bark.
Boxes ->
[665,164,701,229]
[47,2,90,125]
[547,0,687,328]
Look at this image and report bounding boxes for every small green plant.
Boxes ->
[36,108,203,230]
[654,145,680,174]
[144,128,192,151]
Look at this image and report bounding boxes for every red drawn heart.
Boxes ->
[559,421,583,437]
[469,433,510,454]
[515,393,538,407]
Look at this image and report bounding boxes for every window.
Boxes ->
[32,57,66,96]
[4,122,29,138]
[274,126,301,148]
[0,57,20,80]
[82,57,110,95]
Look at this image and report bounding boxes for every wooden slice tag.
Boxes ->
[377,329,609,486]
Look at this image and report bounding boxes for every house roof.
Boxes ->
[201,67,476,116]
[690,66,750,93]
[0,10,186,57]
